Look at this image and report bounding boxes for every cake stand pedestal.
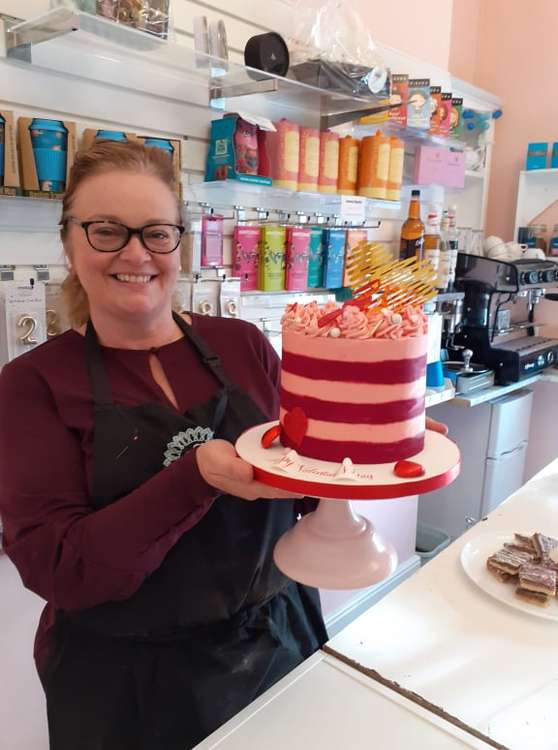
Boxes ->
[236,423,460,590]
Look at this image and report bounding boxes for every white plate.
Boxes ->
[460,531,558,622]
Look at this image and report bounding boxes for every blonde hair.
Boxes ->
[60,140,182,326]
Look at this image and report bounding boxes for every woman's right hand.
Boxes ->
[195,439,302,501]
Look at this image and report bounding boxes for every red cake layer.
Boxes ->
[280,330,428,465]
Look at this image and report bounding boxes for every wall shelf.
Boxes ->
[0,194,62,233]
[3,8,389,128]
[188,181,401,220]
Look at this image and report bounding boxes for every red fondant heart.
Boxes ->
[282,407,308,449]
[394,459,425,478]
[261,424,281,449]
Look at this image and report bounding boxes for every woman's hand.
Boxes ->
[195,439,302,501]
[426,417,448,436]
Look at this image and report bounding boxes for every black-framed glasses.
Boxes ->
[63,217,184,254]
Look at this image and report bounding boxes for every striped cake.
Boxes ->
[280,302,428,464]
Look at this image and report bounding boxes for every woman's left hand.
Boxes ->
[426,417,448,435]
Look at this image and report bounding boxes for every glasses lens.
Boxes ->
[88,222,128,252]
[142,225,181,254]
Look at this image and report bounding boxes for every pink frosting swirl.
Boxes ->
[282,301,428,339]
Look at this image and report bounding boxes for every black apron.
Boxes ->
[44,313,326,750]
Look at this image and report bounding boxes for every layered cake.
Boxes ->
[280,301,428,464]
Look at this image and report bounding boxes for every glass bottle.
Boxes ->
[400,189,425,260]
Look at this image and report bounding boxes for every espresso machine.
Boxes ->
[451,254,558,384]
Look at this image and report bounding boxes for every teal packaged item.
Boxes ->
[0,115,4,185]
[551,143,558,169]
[526,142,548,170]
[29,118,68,192]
[96,130,128,142]
[307,226,324,288]
[143,138,174,154]
[205,116,272,186]
[322,228,346,289]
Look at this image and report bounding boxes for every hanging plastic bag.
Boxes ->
[278,0,389,99]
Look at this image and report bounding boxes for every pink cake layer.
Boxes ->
[280,331,428,464]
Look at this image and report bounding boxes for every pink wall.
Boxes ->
[450,0,558,240]
[448,0,481,82]
[359,0,454,69]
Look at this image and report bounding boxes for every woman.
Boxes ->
[0,141,326,749]
[1,141,447,749]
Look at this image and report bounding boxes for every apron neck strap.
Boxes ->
[85,320,114,407]
[84,313,235,408]
[172,312,234,391]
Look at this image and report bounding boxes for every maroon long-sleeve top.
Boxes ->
[0,314,281,674]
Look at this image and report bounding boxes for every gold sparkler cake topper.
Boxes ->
[319,241,438,328]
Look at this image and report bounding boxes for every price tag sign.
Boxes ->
[340,195,366,225]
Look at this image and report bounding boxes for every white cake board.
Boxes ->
[236,423,460,590]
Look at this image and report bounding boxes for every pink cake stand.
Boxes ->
[235,423,460,590]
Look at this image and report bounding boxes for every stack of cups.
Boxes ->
[29,119,68,193]
[95,130,128,143]
[143,138,174,156]
[0,115,5,186]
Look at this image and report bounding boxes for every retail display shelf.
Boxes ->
[188,181,401,219]
[0,194,62,233]
[3,9,390,128]
[451,375,541,408]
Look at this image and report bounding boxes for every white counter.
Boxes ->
[195,652,495,749]
[327,459,558,750]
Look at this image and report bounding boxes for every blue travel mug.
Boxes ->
[95,130,128,142]
[426,360,445,388]
[0,115,5,186]
[143,137,174,155]
[29,118,68,192]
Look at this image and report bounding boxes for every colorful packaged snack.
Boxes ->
[322,228,347,288]
[429,86,442,135]
[389,74,409,128]
[438,93,453,137]
[407,79,431,130]
[450,97,463,138]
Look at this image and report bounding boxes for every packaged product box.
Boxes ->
[388,74,409,128]
[137,134,182,196]
[526,143,548,170]
[206,115,272,186]
[322,227,347,288]
[438,93,453,137]
[18,117,76,199]
[343,228,368,286]
[444,149,466,188]
[232,225,261,291]
[259,224,286,291]
[0,111,21,196]
[307,226,325,288]
[429,86,442,135]
[258,119,299,189]
[413,145,447,185]
[81,128,139,151]
[407,79,431,130]
[285,226,311,291]
[450,98,463,138]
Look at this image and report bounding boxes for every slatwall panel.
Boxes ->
[0,0,401,272]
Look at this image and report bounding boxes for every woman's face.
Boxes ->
[65,170,181,324]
